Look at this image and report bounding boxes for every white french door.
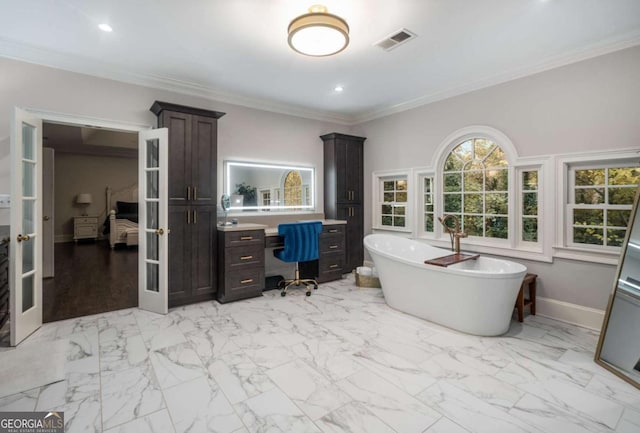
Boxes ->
[10,108,43,346]
[138,128,169,314]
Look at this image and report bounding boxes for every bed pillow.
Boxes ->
[116,201,138,215]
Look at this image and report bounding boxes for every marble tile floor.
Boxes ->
[0,275,638,433]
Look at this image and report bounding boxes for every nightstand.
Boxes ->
[73,216,99,242]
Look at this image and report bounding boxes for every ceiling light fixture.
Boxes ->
[334,85,344,92]
[288,5,349,57]
[98,23,113,32]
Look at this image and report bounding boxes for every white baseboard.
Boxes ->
[536,296,605,331]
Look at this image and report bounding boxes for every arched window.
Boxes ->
[283,170,302,206]
[442,138,509,239]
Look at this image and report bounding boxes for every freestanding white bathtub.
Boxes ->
[364,234,527,336]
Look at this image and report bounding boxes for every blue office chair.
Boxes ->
[274,221,323,297]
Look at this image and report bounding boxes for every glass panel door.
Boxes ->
[138,128,168,314]
[10,108,43,346]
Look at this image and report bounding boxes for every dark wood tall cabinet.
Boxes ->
[150,101,225,307]
[321,133,366,273]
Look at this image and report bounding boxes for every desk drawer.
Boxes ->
[224,230,265,248]
[319,257,343,274]
[76,217,98,225]
[220,268,265,303]
[225,245,264,268]
[76,225,98,237]
[320,236,344,254]
[323,225,345,235]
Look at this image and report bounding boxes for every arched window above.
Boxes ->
[283,170,303,206]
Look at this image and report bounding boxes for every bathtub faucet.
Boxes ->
[438,215,468,253]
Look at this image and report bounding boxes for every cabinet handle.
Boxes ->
[329,245,338,249]
[193,187,197,201]
[187,210,191,224]
[240,279,254,284]
[329,264,339,269]
[187,186,192,201]
[240,236,253,240]
[240,255,253,260]
[193,209,197,224]
[328,229,338,233]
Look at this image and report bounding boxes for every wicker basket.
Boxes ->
[354,270,381,288]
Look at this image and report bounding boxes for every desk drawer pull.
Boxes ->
[240,255,253,261]
[329,264,339,269]
[240,278,254,284]
[240,236,253,240]
[328,229,338,233]
[329,245,339,249]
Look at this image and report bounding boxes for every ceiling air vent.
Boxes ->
[375,28,417,51]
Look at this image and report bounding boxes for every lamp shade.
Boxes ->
[288,5,349,57]
[76,193,93,204]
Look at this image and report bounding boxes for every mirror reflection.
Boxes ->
[224,161,315,212]
[596,185,640,389]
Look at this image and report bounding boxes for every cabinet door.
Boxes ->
[162,111,191,205]
[191,115,217,205]
[335,139,363,204]
[337,205,364,273]
[168,206,190,305]
[190,205,216,297]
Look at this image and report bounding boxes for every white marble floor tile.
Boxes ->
[267,359,352,420]
[53,315,100,339]
[100,334,149,372]
[242,345,296,369]
[446,375,525,410]
[291,339,362,382]
[149,341,207,389]
[315,401,396,433]
[36,354,100,409]
[185,327,242,363]
[142,327,187,352]
[516,378,624,429]
[416,381,542,433]
[617,408,640,433]
[164,375,244,433]
[53,394,102,433]
[66,330,100,360]
[353,346,437,396]
[425,417,473,433]
[0,388,39,411]
[338,369,441,433]
[101,365,165,430]
[98,310,140,342]
[585,371,640,411]
[104,409,176,433]
[207,351,275,404]
[509,393,610,433]
[234,387,320,433]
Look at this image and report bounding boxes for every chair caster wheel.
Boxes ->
[281,292,286,297]
[305,291,311,297]
[313,284,318,290]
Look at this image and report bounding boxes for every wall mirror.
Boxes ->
[595,185,640,390]
[224,161,315,212]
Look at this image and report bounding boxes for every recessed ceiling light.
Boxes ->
[98,23,113,32]
[334,85,344,92]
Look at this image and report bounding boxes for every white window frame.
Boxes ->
[414,126,553,262]
[372,169,412,233]
[555,149,640,264]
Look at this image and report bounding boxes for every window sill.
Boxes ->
[372,226,412,234]
[553,246,621,265]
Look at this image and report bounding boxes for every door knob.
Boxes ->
[17,234,30,242]
[155,228,164,235]
[43,216,50,221]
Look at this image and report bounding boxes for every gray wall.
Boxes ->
[352,46,640,311]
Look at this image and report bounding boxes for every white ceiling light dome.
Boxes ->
[288,5,349,57]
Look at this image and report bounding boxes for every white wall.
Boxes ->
[0,57,350,227]
[53,152,138,241]
[352,45,640,312]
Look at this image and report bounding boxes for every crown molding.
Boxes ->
[0,38,353,125]
[352,30,640,124]
[2,30,639,128]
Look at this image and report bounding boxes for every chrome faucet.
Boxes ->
[438,214,468,254]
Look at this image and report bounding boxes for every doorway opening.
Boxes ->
[42,122,139,322]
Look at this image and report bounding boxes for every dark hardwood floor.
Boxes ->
[43,240,138,323]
